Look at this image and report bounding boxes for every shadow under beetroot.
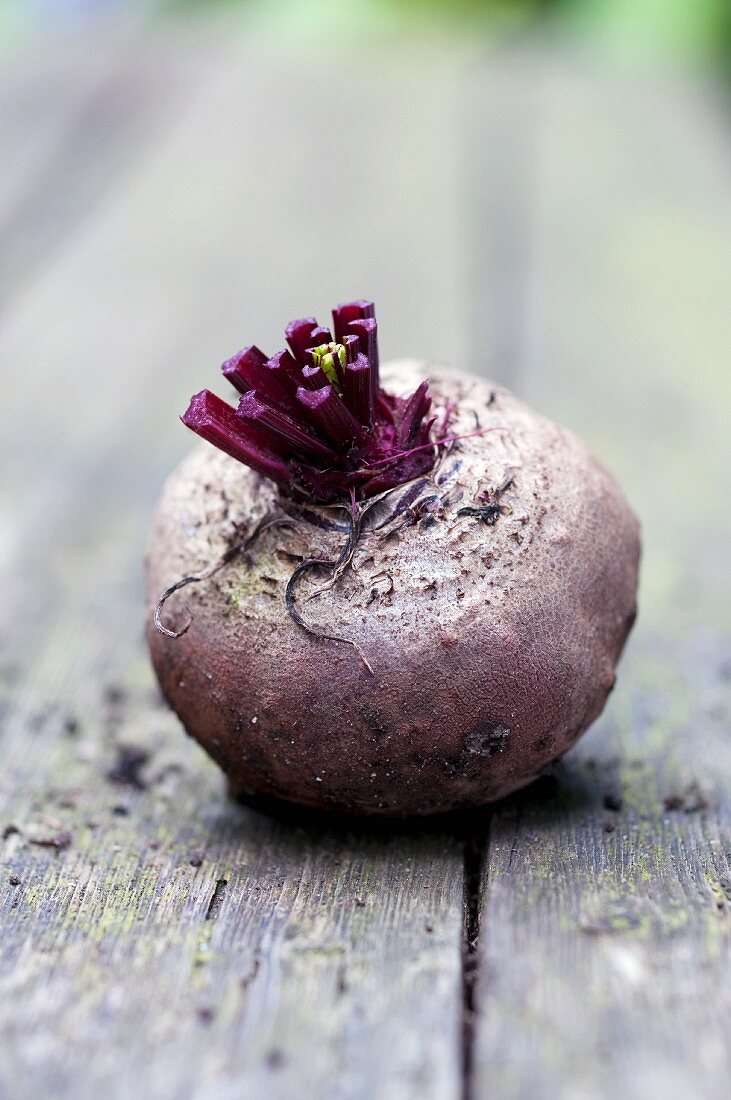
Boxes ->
[214,755,614,846]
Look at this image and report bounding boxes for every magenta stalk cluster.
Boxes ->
[182,300,437,502]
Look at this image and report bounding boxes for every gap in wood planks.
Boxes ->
[461,822,490,1100]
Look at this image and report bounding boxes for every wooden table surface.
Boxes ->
[1,14,730,1100]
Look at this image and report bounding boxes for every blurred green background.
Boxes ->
[2,0,731,72]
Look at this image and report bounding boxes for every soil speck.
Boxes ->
[663,782,709,813]
[106,745,150,790]
[30,830,72,854]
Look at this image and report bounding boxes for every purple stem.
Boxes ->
[222,345,297,412]
[237,391,336,462]
[285,317,319,366]
[342,353,374,427]
[296,385,364,451]
[182,391,291,487]
[347,317,379,396]
[308,326,333,348]
[221,345,267,395]
[397,380,431,448]
[267,348,304,392]
[332,300,375,343]
[343,334,359,363]
[300,363,330,389]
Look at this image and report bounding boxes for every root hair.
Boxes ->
[153,513,291,638]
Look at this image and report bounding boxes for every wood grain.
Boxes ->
[472,57,731,1100]
[0,28,471,1100]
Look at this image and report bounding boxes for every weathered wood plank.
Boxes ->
[473,57,731,1100]
[0,34,471,1100]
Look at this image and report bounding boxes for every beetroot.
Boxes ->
[146,304,640,817]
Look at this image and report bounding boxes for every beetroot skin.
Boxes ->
[146,361,639,817]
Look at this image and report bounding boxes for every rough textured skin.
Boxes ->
[146,362,640,817]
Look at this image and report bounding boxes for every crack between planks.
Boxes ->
[205,878,228,921]
[461,819,490,1100]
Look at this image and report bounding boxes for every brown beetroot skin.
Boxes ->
[146,363,640,817]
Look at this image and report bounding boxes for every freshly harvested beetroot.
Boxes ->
[146,302,639,817]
